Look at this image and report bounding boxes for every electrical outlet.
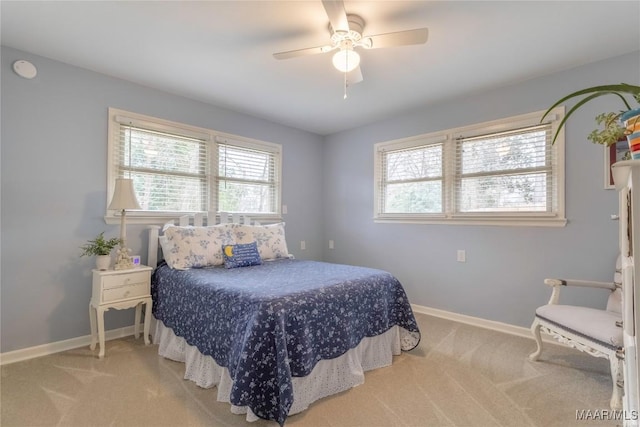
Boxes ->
[457,250,466,262]
[329,240,334,249]
[300,240,306,250]
[282,205,288,214]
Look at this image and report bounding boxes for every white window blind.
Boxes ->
[107,109,282,223]
[455,124,555,214]
[374,108,565,226]
[114,124,209,212]
[215,138,280,214]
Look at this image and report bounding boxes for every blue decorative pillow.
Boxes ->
[222,242,262,269]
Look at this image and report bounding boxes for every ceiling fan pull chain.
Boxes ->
[343,70,348,99]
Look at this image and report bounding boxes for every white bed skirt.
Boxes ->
[153,318,402,422]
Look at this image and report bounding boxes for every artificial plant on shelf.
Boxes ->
[541,83,640,147]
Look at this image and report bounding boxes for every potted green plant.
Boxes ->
[542,83,640,150]
[80,232,122,270]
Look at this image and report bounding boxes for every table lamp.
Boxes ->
[108,178,141,270]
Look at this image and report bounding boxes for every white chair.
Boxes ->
[529,256,623,410]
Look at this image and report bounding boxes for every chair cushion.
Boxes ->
[536,304,622,350]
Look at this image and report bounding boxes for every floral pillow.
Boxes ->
[229,222,291,261]
[162,224,234,270]
[158,235,173,267]
[222,242,262,269]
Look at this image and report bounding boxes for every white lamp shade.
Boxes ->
[108,178,141,210]
[332,48,360,72]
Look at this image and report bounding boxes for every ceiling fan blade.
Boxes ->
[322,0,349,33]
[273,45,331,60]
[365,28,428,49]
[348,66,363,85]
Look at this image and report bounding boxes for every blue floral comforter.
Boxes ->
[151,259,420,425]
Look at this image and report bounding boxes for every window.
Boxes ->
[107,108,281,224]
[379,136,445,215]
[374,108,566,226]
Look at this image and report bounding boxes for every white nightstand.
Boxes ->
[89,266,153,358]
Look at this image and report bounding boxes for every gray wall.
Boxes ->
[322,51,640,328]
[1,46,324,353]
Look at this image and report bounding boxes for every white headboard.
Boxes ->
[147,212,259,269]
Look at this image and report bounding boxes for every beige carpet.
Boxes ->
[1,313,617,426]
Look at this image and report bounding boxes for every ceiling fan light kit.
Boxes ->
[273,0,428,97]
[332,43,360,72]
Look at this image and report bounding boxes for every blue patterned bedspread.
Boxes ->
[151,259,420,425]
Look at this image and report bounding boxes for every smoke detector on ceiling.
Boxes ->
[13,60,37,79]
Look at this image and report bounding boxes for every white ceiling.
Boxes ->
[2,1,639,135]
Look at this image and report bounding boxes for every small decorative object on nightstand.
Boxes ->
[89,265,153,358]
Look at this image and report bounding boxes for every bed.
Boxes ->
[148,214,421,425]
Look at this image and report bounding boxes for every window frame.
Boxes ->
[373,108,566,227]
[106,108,282,225]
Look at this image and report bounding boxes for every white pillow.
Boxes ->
[162,224,234,270]
[230,223,290,260]
[158,235,174,267]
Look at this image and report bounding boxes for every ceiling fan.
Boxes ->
[273,0,428,87]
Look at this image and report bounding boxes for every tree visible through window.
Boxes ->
[457,126,551,213]
[124,126,207,212]
[217,144,277,214]
[383,143,442,213]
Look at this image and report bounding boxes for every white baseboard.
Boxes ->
[411,304,560,345]
[0,324,143,366]
[1,307,558,366]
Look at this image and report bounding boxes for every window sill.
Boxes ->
[105,212,284,226]
[374,215,567,227]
